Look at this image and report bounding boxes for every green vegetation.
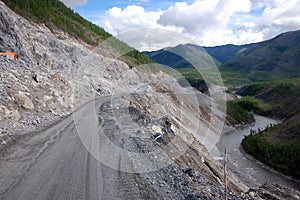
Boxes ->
[237,78,300,118]
[2,0,153,66]
[226,97,258,125]
[221,71,253,86]
[145,31,300,87]
[239,78,300,179]
[176,68,207,92]
[3,0,110,44]
[144,49,208,92]
[144,45,225,92]
[234,97,260,111]
[242,123,300,178]
[220,30,300,86]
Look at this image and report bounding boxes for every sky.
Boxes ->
[60,0,300,51]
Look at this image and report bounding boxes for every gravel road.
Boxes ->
[0,97,162,200]
[0,95,244,200]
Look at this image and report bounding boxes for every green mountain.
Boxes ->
[203,44,252,63]
[144,45,210,93]
[145,30,300,86]
[144,46,195,69]
[221,30,300,85]
[144,44,223,68]
[1,0,153,66]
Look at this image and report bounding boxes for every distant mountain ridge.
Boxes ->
[220,30,300,84]
[144,45,209,93]
[144,47,194,69]
[144,30,300,86]
[203,44,252,63]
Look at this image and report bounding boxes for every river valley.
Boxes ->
[217,115,300,190]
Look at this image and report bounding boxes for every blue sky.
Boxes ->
[61,0,300,50]
[74,0,196,12]
[73,0,194,23]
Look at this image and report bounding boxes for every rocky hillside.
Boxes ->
[0,1,251,198]
[0,0,155,143]
[1,0,153,67]
[1,1,299,199]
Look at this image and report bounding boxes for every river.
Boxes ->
[217,115,300,190]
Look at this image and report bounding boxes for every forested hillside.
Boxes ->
[221,30,300,85]
[239,78,300,179]
[203,44,251,63]
[145,30,300,86]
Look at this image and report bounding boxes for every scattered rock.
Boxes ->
[15,92,34,110]
[0,88,9,103]
[152,125,162,134]
[250,182,300,200]
[249,191,255,198]
[31,72,41,83]
[0,105,10,116]
[184,168,196,178]
[7,109,21,121]
[0,105,21,121]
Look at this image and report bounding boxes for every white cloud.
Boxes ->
[255,0,300,40]
[157,0,253,45]
[158,0,251,34]
[98,0,300,50]
[100,5,163,35]
[117,28,192,51]
[60,0,87,7]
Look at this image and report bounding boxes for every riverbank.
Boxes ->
[242,116,300,180]
[217,115,299,190]
[239,145,300,189]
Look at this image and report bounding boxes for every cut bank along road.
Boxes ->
[0,97,161,200]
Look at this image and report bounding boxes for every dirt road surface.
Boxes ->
[0,98,162,200]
